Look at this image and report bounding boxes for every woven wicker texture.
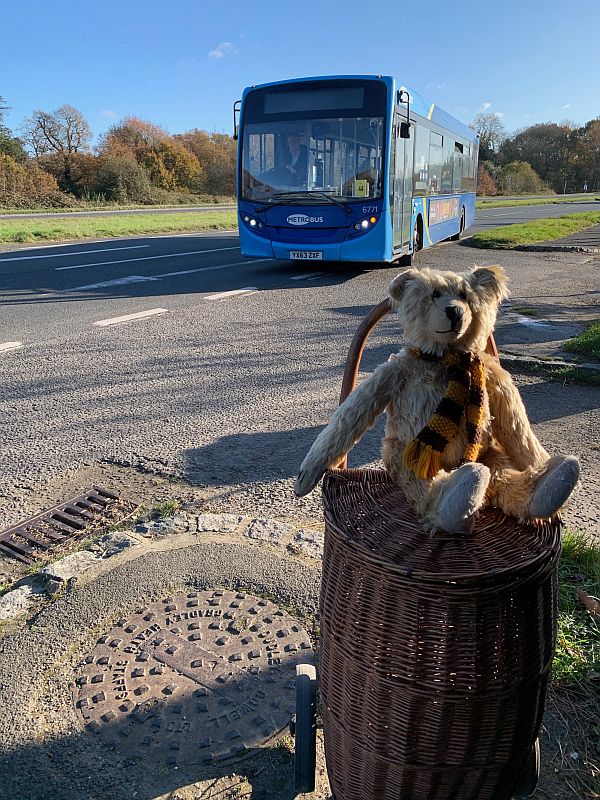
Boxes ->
[320,468,561,800]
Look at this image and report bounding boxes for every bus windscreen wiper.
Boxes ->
[253,195,302,212]
[255,191,352,215]
[279,191,353,214]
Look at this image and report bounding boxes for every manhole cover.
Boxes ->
[72,590,313,766]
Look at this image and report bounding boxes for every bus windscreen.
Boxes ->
[240,80,387,203]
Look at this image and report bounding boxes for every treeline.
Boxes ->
[0,97,237,208]
[473,112,600,196]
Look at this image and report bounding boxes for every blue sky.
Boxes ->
[2,0,599,145]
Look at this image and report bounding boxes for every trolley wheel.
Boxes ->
[513,738,541,799]
[294,663,317,794]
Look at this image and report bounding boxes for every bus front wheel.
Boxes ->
[398,217,422,267]
[451,208,465,241]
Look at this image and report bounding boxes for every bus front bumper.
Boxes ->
[239,211,393,262]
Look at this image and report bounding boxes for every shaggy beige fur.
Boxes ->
[295,266,580,533]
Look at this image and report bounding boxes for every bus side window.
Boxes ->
[429,131,443,196]
[413,125,429,197]
[462,144,474,192]
[441,138,454,193]
[453,141,464,193]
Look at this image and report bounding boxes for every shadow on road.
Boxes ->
[0,234,371,306]
[183,426,325,486]
[0,662,304,800]
[518,380,600,424]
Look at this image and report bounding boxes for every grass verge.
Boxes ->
[564,320,600,361]
[549,529,600,798]
[554,529,600,687]
[476,195,599,208]
[0,210,238,244]
[468,211,600,249]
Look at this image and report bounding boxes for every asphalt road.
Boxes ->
[0,201,598,537]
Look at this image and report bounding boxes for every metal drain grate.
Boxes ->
[0,487,137,563]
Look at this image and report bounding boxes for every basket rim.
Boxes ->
[322,468,562,586]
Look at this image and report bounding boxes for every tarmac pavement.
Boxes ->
[0,232,598,800]
[527,222,600,253]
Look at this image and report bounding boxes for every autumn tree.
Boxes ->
[95,156,153,202]
[99,117,202,192]
[0,95,27,162]
[496,161,549,195]
[0,152,67,207]
[571,118,600,191]
[98,117,167,160]
[471,112,507,161]
[20,104,92,192]
[176,130,236,195]
[477,163,498,196]
[498,123,572,192]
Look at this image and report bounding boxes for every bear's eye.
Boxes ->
[459,290,468,300]
[432,290,441,300]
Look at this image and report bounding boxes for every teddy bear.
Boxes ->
[295,265,580,534]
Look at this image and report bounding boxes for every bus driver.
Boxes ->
[284,133,308,184]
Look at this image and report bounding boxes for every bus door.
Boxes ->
[392,123,414,252]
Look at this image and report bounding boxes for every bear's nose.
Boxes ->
[445,305,464,323]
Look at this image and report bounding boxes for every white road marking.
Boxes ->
[0,341,23,352]
[290,272,324,280]
[55,246,241,271]
[516,316,551,328]
[72,275,160,290]
[93,308,169,327]
[0,245,150,262]
[67,259,272,292]
[204,288,258,301]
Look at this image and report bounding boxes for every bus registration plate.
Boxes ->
[290,251,323,260]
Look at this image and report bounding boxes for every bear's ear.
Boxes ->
[389,269,420,303]
[469,265,509,302]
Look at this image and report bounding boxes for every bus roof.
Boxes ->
[243,75,478,145]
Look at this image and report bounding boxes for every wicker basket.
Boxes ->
[318,300,562,800]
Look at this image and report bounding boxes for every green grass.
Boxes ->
[468,211,600,249]
[544,365,600,386]
[564,320,600,361]
[553,529,600,687]
[152,499,181,519]
[0,210,238,244]
[476,194,599,208]
[511,305,542,318]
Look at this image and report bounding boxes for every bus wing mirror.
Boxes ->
[400,121,411,139]
[233,100,241,140]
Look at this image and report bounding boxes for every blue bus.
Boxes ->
[234,75,479,264]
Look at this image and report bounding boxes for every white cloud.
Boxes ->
[562,103,572,109]
[480,101,492,111]
[494,111,504,118]
[101,109,118,119]
[208,42,237,59]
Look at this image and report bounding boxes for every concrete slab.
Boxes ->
[0,539,321,800]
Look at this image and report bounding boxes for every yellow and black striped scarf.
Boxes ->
[403,350,486,479]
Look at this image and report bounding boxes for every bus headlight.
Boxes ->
[354,218,375,231]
